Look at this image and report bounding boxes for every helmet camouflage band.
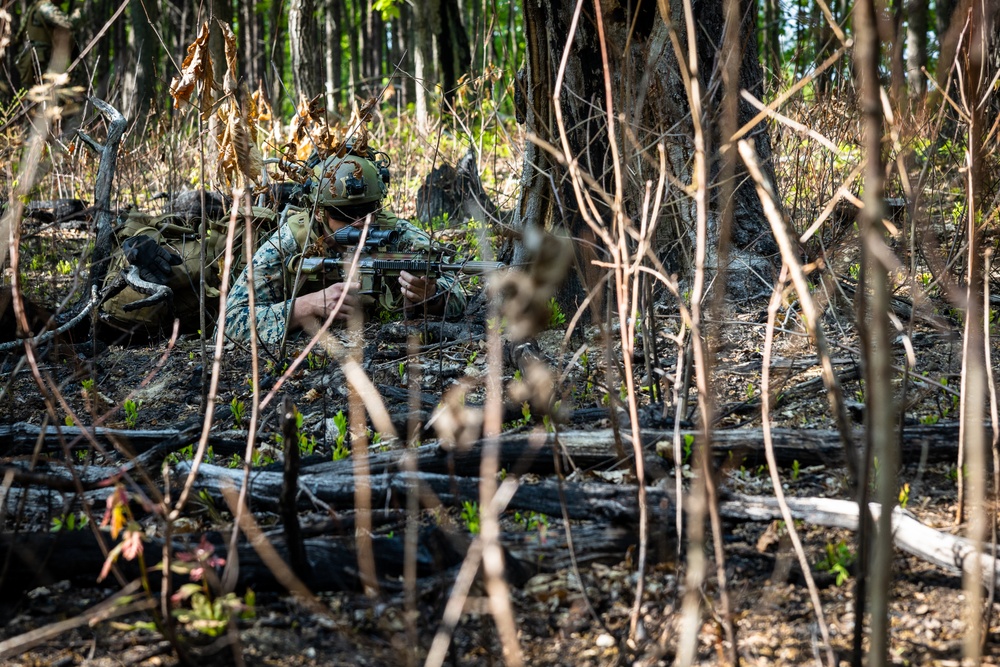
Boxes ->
[310,156,387,210]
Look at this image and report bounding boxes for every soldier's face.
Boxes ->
[321,208,351,233]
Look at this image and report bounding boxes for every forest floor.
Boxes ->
[3,223,1000,666]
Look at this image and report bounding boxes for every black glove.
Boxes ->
[122,235,183,285]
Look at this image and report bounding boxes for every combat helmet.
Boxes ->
[310,153,388,219]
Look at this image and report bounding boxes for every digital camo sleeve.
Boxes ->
[223,226,298,346]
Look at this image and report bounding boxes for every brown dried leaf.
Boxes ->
[221,21,238,95]
[169,22,212,112]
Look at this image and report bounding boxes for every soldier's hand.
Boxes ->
[122,235,183,285]
[321,282,361,321]
[292,282,361,329]
[399,271,438,305]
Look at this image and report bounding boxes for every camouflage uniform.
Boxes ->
[17,0,81,89]
[224,207,466,346]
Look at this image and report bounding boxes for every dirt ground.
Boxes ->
[3,247,999,667]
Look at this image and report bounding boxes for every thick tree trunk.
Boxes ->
[515,0,779,313]
[906,0,928,101]
[125,1,158,128]
[412,0,439,132]
[360,0,384,99]
[438,0,472,108]
[289,0,321,101]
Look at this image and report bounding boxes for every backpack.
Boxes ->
[99,205,277,336]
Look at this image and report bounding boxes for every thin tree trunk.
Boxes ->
[853,0,896,663]
[268,0,286,111]
[326,0,343,110]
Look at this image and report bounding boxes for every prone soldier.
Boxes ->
[224,149,469,346]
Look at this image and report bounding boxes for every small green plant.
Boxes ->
[461,500,480,534]
[745,382,755,401]
[816,540,855,586]
[306,352,325,370]
[683,433,694,465]
[64,415,74,427]
[946,464,967,482]
[250,447,274,467]
[29,255,43,270]
[230,398,246,429]
[791,459,800,481]
[898,482,910,509]
[170,536,254,637]
[332,410,350,460]
[919,414,939,425]
[514,511,549,534]
[123,398,140,429]
[56,259,73,275]
[51,512,89,532]
[848,263,860,281]
[81,378,95,393]
[293,408,316,456]
[547,297,566,329]
[398,361,406,384]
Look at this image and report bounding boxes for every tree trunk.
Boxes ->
[125,0,158,129]
[438,0,472,108]
[515,0,779,312]
[326,0,343,110]
[289,0,321,101]
[360,0,384,100]
[268,0,287,111]
[761,0,783,93]
[412,0,439,132]
[905,0,928,102]
[389,8,407,110]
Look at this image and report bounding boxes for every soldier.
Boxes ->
[16,0,82,90]
[224,151,466,346]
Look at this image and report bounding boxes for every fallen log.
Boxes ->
[722,495,1000,581]
[0,422,248,458]
[173,461,676,524]
[303,421,971,479]
[0,519,632,604]
[0,526,466,607]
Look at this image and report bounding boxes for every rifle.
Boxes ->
[286,250,506,307]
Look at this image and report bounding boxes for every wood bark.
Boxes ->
[125,0,159,127]
[437,0,471,107]
[2,420,978,471]
[515,0,780,314]
[268,0,287,111]
[5,492,995,604]
[906,0,928,101]
[289,0,321,101]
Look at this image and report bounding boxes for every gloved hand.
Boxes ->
[121,235,183,285]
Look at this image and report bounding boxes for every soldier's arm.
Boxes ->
[36,1,77,29]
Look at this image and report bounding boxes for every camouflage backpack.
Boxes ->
[100,204,276,335]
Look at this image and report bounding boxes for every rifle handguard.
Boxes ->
[286,254,506,276]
